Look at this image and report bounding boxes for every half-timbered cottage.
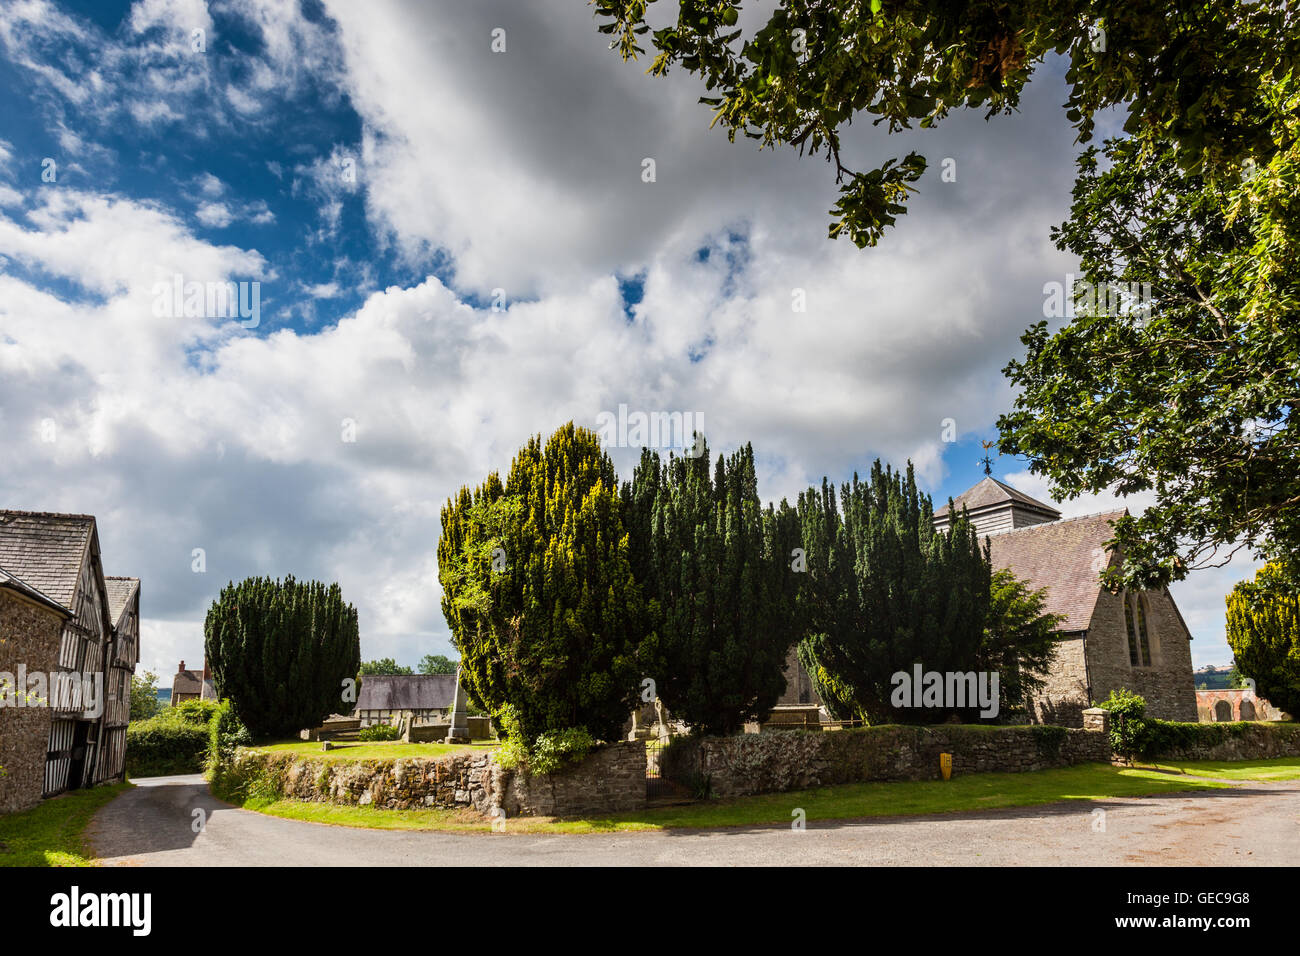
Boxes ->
[0,511,139,814]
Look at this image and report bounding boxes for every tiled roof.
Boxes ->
[986,511,1126,632]
[104,576,140,627]
[0,510,96,609]
[357,674,458,712]
[173,670,204,695]
[935,476,1062,519]
[0,563,71,618]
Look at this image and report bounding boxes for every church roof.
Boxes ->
[934,476,1061,520]
[986,510,1126,632]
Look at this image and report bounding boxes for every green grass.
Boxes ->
[238,763,1230,834]
[253,739,499,762]
[0,783,132,866]
[1138,756,1300,781]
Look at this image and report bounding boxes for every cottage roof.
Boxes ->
[357,674,458,711]
[986,510,1126,632]
[0,563,72,618]
[0,510,97,609]
[934,476,1062,521]
[173,669,204,696]
[104,576,140,628]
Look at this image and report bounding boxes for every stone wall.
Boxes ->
[1027,634,1090,727]
[499,741,646,817]
[662,723,1112,799]
[0,590,62,814]
[221,740,647,818]
[1086,587,1199,722]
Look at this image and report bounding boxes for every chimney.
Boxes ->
[178,660,186,674]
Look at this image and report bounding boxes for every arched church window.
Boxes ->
[1124,591,1152,667]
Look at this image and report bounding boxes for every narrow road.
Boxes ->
[87,775,1300,866]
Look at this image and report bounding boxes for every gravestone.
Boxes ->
[446,666,471,744]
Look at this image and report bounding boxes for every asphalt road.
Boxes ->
[87,774,1300,866]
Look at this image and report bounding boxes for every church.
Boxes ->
[776,476,1199,728]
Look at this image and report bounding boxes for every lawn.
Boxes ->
[0,783,132,867]
[239,763,1232,835]
[254,739,499,762]
[1138,756,1300,781]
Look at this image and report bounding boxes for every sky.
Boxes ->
[0,0,1260,676]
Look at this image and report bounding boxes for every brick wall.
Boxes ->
[662,724,1112,799]
[0,590,61,814]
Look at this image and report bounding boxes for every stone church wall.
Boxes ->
[1086,588,1198,722]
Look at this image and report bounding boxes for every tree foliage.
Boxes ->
[1226,562,1300,717]
[795,461,990,723]
[622,440,802,735]
[999,121,1300,590]
[982,569,1064,720]
[359,658,413,676]
[418,653,458,675]
[591,0,1294,247]
[203,576,361,739]
[438,423,650,748]
[129,669,161,721]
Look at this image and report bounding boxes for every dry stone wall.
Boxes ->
[662,724,1112,799]
[223,740,647,818]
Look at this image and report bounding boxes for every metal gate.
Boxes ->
[645,737,673,799]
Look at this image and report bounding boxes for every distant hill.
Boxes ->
[155,688,171,704]
[1194,666,1239,690]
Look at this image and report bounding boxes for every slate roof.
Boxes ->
[104,576,140,627]
[0,510,96,610]
[986,511,1126,632]
[934,476,1062,521]
[0,563,71,618]
[357,674,458,712]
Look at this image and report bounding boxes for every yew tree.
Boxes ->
[622,440,802,736]
[438,423,651,747]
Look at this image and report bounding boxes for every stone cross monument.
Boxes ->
[446,666,471,744]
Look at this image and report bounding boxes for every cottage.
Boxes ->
[172,660,216,704]
[0,510,140,814]
[355,673,458,727]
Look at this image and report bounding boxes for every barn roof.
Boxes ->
[934,476,1062,521]
[0,563,72,618]
[357,674,458,711]
[986,510,1126,632]
[0,510,97,610]
[104,576,140,628]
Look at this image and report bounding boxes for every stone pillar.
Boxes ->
[445,666,471,744]
[1082,707,1110,734]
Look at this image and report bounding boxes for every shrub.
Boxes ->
[126,714,210,777]
[171,698,220,726]
[357,723,401,742]
[206,699,252,778]
[1098,688,1148,762]
[494,707,594,775]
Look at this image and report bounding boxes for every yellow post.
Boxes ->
[939,752,952,781]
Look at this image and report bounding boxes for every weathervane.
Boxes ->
[979,439,998,476]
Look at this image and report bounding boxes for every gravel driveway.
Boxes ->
[86,774,1300,866]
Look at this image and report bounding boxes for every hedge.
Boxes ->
[125,713,212,777]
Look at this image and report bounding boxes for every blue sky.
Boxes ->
[0,0,1258,674]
